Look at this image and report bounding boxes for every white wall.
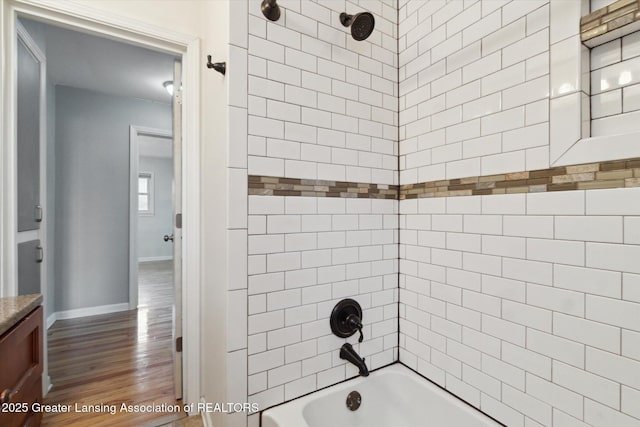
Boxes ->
[138,155,173,261]
[398,1,640,426]
[54,85,171,311]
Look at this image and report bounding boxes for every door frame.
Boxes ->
[129,125,172,310]
[0,0,202,410]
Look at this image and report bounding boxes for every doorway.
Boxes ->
[10,14,185,425]
[1,0,201,412]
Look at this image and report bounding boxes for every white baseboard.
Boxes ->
[201,397,212,427]
[47,303,130,327]
[43,375,52,396]
[138,256,173,263]
[46,312,57,329]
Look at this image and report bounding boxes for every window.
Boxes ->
[138,172,154,215]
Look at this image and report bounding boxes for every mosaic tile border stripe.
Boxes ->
[248,175,399,199]
[249,158,640,200]
[581,0,640,47]
[400,157,640,200]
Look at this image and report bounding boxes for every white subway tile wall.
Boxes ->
[248,196,399,409]
[590,32,640,135]
[247,0,399,186]
[244,0,400,411]
[399,189,640,427]
[399,0,551,184]
[398,1,640,427]
[228,1,640,426]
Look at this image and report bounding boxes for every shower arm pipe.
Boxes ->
[261,0,281,21]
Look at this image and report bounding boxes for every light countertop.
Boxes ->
[0,294,42,336]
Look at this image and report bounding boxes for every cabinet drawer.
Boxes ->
[0,306,43,427]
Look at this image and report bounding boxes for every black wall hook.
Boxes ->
[207,55,226,75]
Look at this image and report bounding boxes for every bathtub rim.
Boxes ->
[258,361,506,427]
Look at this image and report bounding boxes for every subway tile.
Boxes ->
[502,28,548,67]
[624,273,640,303]
[591,56,640,95]
[503,258,553,286]
[622,329,640,362]
[553,361,620,410]
[503,76,549,110]
[527,191,585,215]
[502,383,552,426]
[482,353,525,390]
[502,300,551,332]
[555,216,623,243]
[586,242,640,274]
[592,89,622,119]
[585,398,639,426]
[482,275,526,303]
[526,374,583,420]
[586,187,640,215]
[482,314,525,346]
[502,341,551,380]
[482,17,526,55]
[462,9,501,46]
[480,394,525,427]
[592,109,640,136]
[480,107,526,135]
[623,31,640,60]
[268,362,301,388]
[527,283,584,316]
[527,238,584,267]
[527,329,585,369]
[586,346,640,390]
[623,83,640,112]
[248,348,284,375]
[586,294,640,332]
[553,264,621,298]
[482,235,525,258]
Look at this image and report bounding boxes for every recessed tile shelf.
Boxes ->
[581,0,640,47]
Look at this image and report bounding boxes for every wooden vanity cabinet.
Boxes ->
[0,306,43,427]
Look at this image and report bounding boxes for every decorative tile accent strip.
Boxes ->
[248,175,399,199]
[581,0,640,47]
[249,158,640,200]
[400,158,640,200]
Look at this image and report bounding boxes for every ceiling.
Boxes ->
[20,18,178,103]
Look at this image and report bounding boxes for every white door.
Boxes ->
[172,60,183,399]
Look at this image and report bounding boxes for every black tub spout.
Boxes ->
[340,343,369,377]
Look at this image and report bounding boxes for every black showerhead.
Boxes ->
[340,12,375,41]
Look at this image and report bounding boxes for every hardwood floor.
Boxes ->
[42,261,191,426]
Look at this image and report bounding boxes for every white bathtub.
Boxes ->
[262,364,502,427]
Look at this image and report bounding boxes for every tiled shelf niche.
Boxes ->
[549,0,640,167]
[582,0,640,136]
[590,33,640,135]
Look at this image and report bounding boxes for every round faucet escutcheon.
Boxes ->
[330,298,364,341]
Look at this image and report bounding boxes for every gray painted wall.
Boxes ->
[55,85,171,311]
[138,155,173,260]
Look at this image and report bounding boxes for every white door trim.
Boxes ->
[129,125,172,310]
[1,0,202,411]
